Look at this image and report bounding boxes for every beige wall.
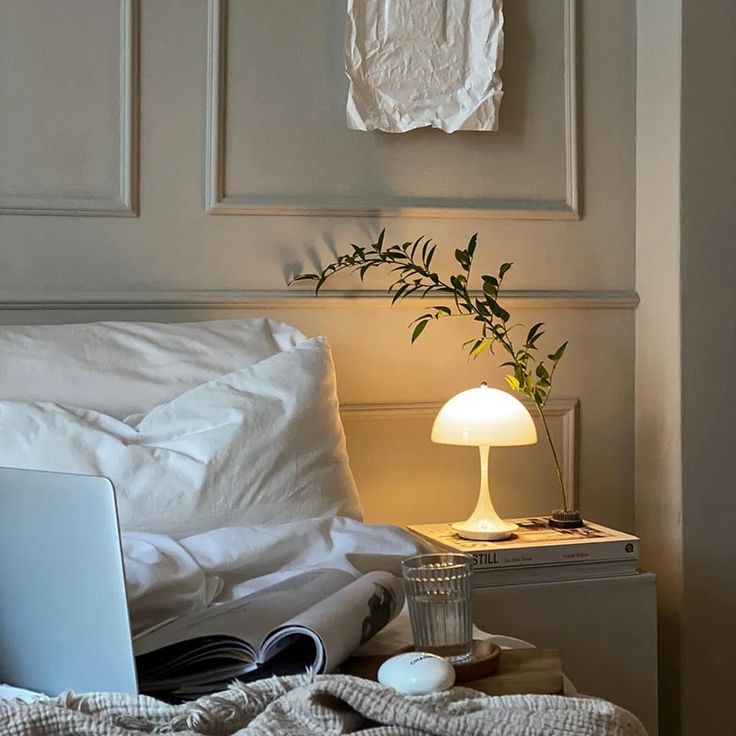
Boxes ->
[0,1,637,529]
[637,1,736,733]
[680,1,736,733]
[635,2,683,733]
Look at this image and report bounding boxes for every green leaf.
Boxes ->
[536,363,550,380]
[391,283,410,304]
[504,374,521,391]
[548,341,569,363]
[526,322,544,344]
[475,299,490,317]
[499,262,513,280]
[467,338,482,356]
[376,229,385,252]
[467,233,478,257]
[454,249,470,271]
[488,299,510,322]
[482,280,498,299]
[470,337,491,359]
[411,320,429,343]
[289,273,319,283]
[433,305,452,316]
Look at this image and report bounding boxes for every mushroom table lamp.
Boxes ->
[431,383,538,541]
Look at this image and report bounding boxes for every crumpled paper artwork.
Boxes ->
[345,0,504,133]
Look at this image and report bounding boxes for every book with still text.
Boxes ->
[407,517,639,573]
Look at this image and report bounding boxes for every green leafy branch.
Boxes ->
[290,230,571,511]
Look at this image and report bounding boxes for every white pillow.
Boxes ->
[0,336,362,538]
[0,318,305,419]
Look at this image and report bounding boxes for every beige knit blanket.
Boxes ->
[0,674,648,736]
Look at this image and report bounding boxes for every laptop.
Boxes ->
[0,466,138,695]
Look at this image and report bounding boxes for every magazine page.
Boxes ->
[134,568,356,695]
[134,568,354,656]
[262,570,404,674]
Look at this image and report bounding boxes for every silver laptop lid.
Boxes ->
[0,466,138,695]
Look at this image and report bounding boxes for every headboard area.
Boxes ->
[0,295,634,531]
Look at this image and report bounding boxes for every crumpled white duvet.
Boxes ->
[123,517,428,634]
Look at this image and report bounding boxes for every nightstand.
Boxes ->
[471,572,658,735]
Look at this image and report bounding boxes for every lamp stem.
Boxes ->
[451,444,518,540]
[467,445,505,525]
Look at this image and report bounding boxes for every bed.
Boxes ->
[0,317,648,734]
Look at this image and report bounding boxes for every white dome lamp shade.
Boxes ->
[431,383,538,541]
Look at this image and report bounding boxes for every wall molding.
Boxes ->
[205,0,580,220]
[0,0,140,217]
[340,398,580,509]
[0,289,639,311]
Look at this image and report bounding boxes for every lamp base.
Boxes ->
[451,518,518,541]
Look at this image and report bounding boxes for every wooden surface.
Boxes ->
[341,647,563,696]
[453,640,500,683]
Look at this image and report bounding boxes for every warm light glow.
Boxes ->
[431,384,538,447]
[431,384,538,540]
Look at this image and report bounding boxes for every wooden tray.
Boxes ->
[340,644,563,696]
[453,639,501,682]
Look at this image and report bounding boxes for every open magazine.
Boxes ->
[133,569,403,700]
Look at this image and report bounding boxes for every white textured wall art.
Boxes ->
[345,0,504,133]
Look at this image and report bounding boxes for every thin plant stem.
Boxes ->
[536,403,568,511]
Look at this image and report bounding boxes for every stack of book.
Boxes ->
[407,517,639,587]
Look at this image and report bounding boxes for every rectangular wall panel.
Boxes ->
[342,400,578,524]
[0,0,139,216]
[206,0,579,218]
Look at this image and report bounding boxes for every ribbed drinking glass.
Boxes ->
[401,553,474,663]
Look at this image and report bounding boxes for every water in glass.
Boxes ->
[402,553,473,663]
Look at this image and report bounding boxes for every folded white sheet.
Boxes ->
[124,517,430,634]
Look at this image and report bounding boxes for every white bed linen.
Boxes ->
[0,318,305,419]
[124,516,429,634]
[0,337,362,538]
